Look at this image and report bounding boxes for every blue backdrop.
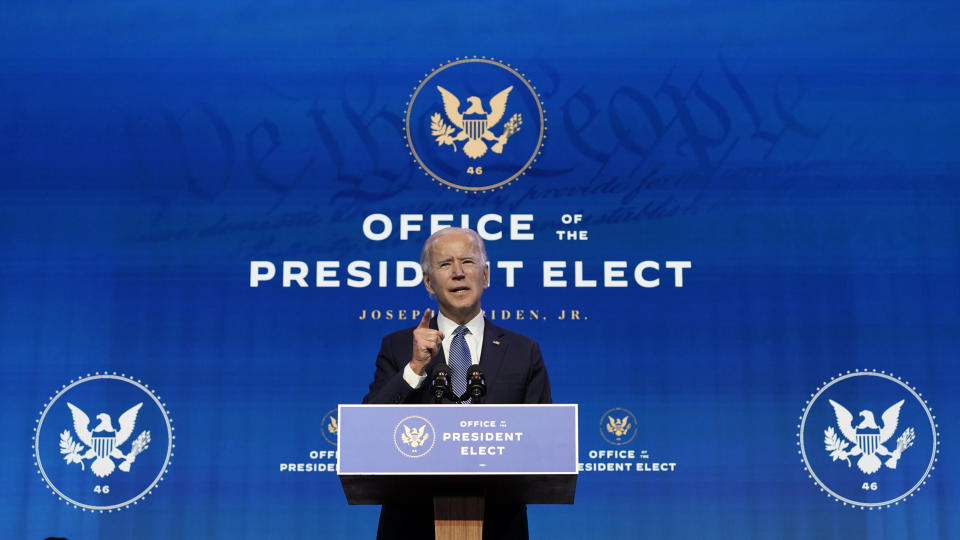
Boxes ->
[1,1,957,538]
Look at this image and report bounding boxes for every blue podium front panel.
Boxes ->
[338,404,578,474]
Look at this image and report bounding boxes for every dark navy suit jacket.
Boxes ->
[362,317,552,540]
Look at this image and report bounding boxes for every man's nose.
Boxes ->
[451,261,465,277]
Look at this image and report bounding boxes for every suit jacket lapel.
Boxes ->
[479,317,507,388]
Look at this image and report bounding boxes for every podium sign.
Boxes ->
[337,404,578,505]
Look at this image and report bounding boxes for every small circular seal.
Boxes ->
[33,373,174,512]
[320,408,338,446]
[404,57,545,192]
[798,370,938,508]
[393,415,436,458]
[600,407,638,446]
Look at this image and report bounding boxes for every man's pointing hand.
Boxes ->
[410,308,443,375]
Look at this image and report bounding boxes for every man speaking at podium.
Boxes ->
[363,226,552,540]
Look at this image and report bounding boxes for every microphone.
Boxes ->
[465,365,486,403]
[430,364,453,403]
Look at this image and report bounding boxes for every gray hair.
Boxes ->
[420,227,488,274]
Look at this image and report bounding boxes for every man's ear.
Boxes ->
[424,271,436,295]
[483,262,490,289]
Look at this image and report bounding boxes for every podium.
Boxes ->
[338,404,578,540]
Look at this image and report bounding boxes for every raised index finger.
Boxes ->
[417,308,432,328]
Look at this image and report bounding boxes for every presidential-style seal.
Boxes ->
[321,408,338,446]
[33,373,174,512]
[404,57,545,192]
[600,407,638,446]
[798,370,938,508]
[393,415,436,458]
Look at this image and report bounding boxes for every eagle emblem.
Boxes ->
[431,85,522,159]
[400,424,429,448]
[59,402,151,478]
[824,399,915,474]
[606,415,632,437]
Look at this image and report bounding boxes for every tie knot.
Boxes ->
[454,325,469,337]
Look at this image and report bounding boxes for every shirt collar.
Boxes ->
[436,309,484,337]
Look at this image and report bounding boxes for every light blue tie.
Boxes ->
[448,325,471,401]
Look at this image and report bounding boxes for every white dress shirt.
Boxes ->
[403,310,485,389]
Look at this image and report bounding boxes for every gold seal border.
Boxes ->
[404,57,546,193]
[393,415,437,458]
[599,407,639,446]
[320,408,338,446]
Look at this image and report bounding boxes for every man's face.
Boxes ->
[423,231,488,324]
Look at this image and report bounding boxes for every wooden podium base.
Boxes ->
[434,495,484,540]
